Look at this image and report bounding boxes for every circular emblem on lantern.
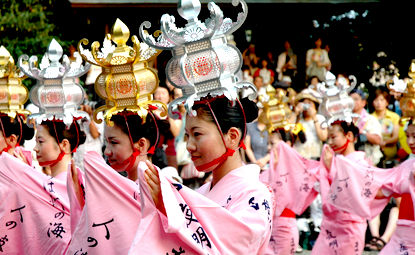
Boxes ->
[0,91,6,101]
[46,91,62,104]
[193,56,214,76]
[116,78,133,95]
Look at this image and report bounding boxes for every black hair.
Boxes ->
[350,88,368,101]
[274,128,306,145]
[192,96,258,138]
[42,120,86,151]
[0,115,35,145]
[110,112,171,154]
[331,120,359,138]
[373,87,391,104]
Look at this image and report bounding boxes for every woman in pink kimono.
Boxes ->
[0,39,89,254]
[0,119,87,255]
[375,120,415,254]
[139,96,273,254]
[128,0,272,253]
[311,120,371,255]
[65,19,169,255]
[0,114,34,165]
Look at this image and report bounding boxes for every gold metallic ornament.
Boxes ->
[78,18,166,125]
[258,85,294,134]
[398,60,415,123]
[0,46,30,120]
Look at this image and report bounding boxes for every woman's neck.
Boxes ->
[50,154,71,178]
[211,151,242,189]
[126,155,150,181]
[342,143,355,156]
[376,108,386,118]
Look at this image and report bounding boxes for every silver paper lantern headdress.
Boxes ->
[18,39,90,126]
[139,0,256,118]
[317,73,359,125]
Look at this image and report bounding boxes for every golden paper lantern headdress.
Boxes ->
[0,46,30,120]
[391,60,415,123]
[78,18,167,124]
[257,84,299,134]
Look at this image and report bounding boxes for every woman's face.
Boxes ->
[154,87,170,105]
[34,125,61,164]
[373,94,388,111]
[327,125,348,153]
[406,124,415,154]
[185,113,226,172]
[104,124,136,172]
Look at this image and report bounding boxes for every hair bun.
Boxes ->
[240,97,258,123]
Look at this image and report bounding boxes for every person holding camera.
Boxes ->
[350,88,383,166]
[292,88,327,161]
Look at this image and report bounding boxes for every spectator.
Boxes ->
[371,88,400,168]
[306,37,331,82]
[292,88,327,160]
[245,109,270,169]
[350,88,383,166]
[254,58,275,86]
[153,84,179,169]
[276,40,298,83]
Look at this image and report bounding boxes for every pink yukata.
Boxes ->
[259,142,320,255]
[312,150,376,255]
[65,151,141,255]
[128,162,272,254]
[0,152,71,255]
[378,159,415,255]
[15,146,33,167]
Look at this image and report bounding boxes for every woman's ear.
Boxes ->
[346,131,354,141]
[226,127,242,149]
[135,137,151,153]
[60,139,72,153]
[6,134,19,146]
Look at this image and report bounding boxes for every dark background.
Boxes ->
[59,1,414,90]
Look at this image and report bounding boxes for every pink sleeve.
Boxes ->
[129,162,272,255]
[327,155,391,219]
[260,142,319,216]
[65,151,142,255]
[66,165,85,233]
[0,153,71,255]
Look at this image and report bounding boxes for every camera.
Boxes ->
[302,103,310,111]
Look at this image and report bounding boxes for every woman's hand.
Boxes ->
[323,146,333,172]
[144,160,167,216]
[13,149,29,165]
[70,159,85,209]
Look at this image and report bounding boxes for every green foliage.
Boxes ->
[0,0,75,89]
